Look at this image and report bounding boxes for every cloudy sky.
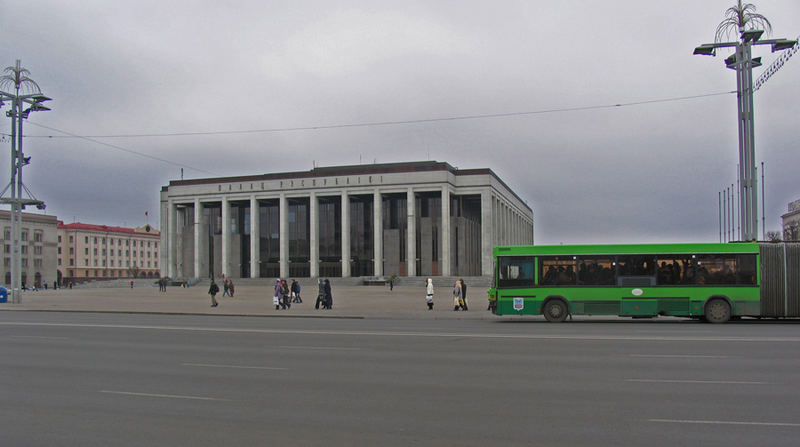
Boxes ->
[2,0,798,245]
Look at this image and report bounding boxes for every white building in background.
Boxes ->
[0,210,58,288]
[160,161,533,279]
[782,199,800,241]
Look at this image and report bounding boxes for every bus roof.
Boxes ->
[494,242,760,256]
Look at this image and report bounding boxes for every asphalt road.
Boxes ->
[1,312,799,446]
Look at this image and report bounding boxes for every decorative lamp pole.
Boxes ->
[0,60,51,303]
[694,2,796,241]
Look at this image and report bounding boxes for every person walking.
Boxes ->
[273,279,283,310]
[425,278,434,310]
[291,279,302,303]
[208,280,219,307]
[459,278,468,311]
[228,280,234,297]
[453,280,462,311]
[281,279,291,309]
[222,279,230,297]
[315,278,325,309]
[324,279,333,309]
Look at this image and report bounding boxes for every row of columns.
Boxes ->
[167,186,532,279]
[493,195,533,246]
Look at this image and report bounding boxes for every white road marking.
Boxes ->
[629,354,729,359]
[9,335,69,340]
[182,363,287,370]
[3,322,800,343]
[100,390,228,401]
[649,418,800,427]
[627,379,766,385]
[278,345,361,351]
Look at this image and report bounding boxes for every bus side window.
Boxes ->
[498,256,535,288]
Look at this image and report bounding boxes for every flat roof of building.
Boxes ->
[164,160,531,212]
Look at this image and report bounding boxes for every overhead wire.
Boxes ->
[9,90,736,175]
[21,91,736,139]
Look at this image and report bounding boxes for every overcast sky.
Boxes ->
[2,1,798,245]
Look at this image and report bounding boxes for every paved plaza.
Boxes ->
[0,280,493,320]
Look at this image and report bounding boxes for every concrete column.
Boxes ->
[175,207,184,277]
[221,197,230,279]
[481,190,494,276]
[279,194,288,278]
[250,195,259,278]
[341,191,351,277]
[406,188,416,277]
[194,199,202,278]
[310,192,319,278]
[373,189,383,277]
[167,201,176,278]
[440,187,451,276]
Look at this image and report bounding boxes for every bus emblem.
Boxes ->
[513,298,524,311]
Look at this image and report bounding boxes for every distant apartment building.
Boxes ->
[0,210,59,288]
[58,222,161,283]
[782,199,800,241]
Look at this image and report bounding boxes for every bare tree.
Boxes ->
[715,1,772,42]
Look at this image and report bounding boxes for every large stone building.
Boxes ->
[57,222,161,283]
[782,199,800,241]
[160,161,533,280]
[0,210,58,288]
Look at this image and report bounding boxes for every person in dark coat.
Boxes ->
[208,280,219,307]
[280,279,291,309]
[291,279,302,303]
[228,280,234,297]
[324,279,333,309]
[315,278,325,309]
[459,278,468,311]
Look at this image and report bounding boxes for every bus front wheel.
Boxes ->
[543,300,568,323]
[705,299,731,324]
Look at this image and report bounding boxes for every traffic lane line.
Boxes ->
[3,322,800,342]
[649,418,800,427]
[182,363,287,370]
[626,379,767,385]
[100,390,229,401]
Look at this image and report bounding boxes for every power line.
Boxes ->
[20,90,736,140]
[25,122,219,176]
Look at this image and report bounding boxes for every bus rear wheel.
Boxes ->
[705,299,731,324]
[543,300,568,323]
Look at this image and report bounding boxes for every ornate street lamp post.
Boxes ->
[0,60,51,303]
[694,2,796,241]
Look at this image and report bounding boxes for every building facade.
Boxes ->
[782,199,800,241]
[57,222,161,283]
[160,161,533,279]
[0,210,58,288]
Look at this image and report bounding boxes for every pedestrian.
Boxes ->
[273,279,282,310]
[291,279,302,303]
[389,277,394,291]
[130,280,134,289]
[459,278,468,311]
[208,280,219,307]
[228,280,234,297]
[281,279,291,309]
[453,280,462,311]
[324,278,333,309]
[425,278,434,310]
[315,278,325,309]
[223,279,230,297]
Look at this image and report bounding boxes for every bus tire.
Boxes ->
[543,299,568,323]
[705,298,731,324]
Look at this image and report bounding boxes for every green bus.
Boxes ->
[488,242,800,323]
